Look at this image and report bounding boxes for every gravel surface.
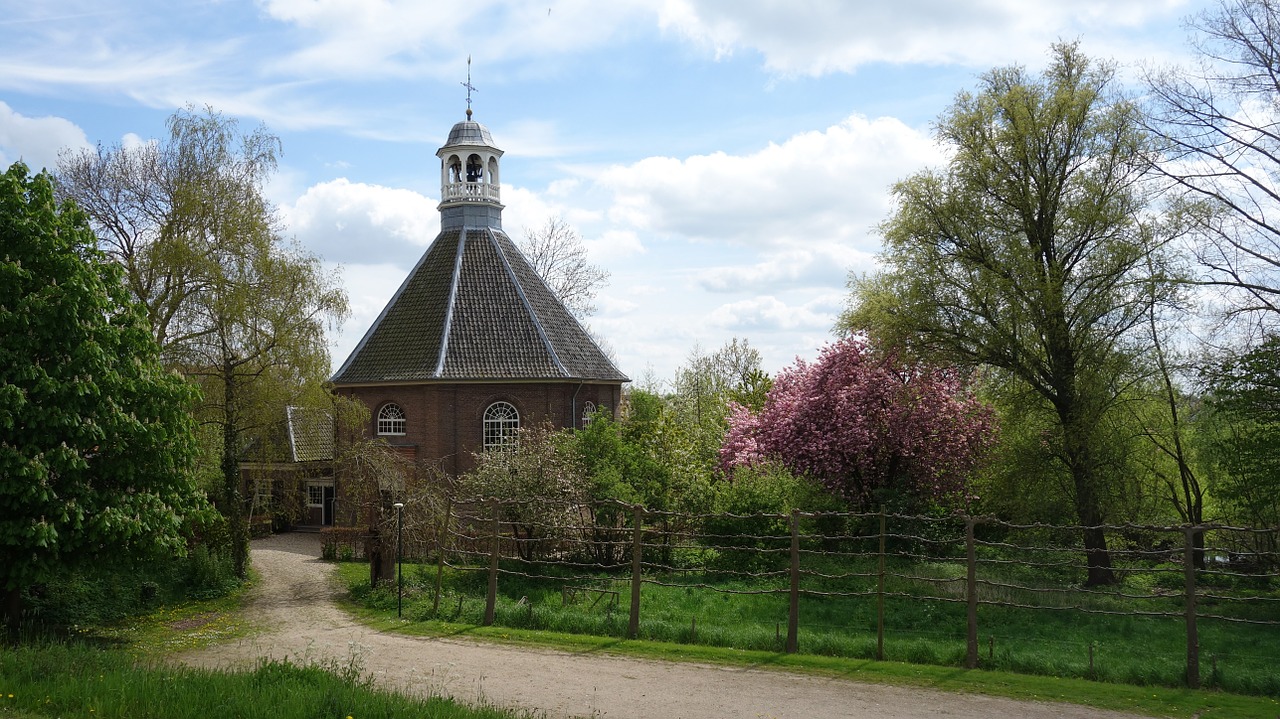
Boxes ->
[176,532,1152,719]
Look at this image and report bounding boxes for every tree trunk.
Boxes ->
[3,587,20,637]
[1068,449,1116,586]
[222,355,249,580]
[1059,394,1117,587]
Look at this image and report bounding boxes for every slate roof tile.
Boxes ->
[286,405,334,462]
[333,226,627,384]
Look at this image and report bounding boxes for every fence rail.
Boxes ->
[330,497,1280,689]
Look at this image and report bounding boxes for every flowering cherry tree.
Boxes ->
[720,337,997,509]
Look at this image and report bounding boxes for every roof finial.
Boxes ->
[461,55,477,120]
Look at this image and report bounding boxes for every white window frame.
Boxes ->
[377,402,406,436]
[483,401,520,450]
[306,483,326,508]
[581,401,596,428]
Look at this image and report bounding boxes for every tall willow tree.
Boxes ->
[58,108,348,578]
[841,44,1172,586]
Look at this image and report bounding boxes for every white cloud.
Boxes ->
[328,261,408,370]
[707,294,842,332]
[500,185,566,241]
[120,133,152,151]
[595,113,939,248]
[282,178,438,266]
[658,0,1195,75]
[260,0,654,79]
[0,102,91,172]
[585,229,646,262]
[698,245,874,293]
[596,293,641,315]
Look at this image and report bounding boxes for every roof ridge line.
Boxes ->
[285,405,299,462]
[434,228,468,377]
[488,227,569,377]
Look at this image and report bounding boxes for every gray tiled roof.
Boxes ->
[332,226,628,384]
[446,120,494,146]
[286,405,334,462]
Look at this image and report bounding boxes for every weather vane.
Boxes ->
[461,55,477,119]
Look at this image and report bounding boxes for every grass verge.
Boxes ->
[76,568,262,656]
[0,641,536,719]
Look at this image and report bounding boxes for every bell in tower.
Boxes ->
[436,59,504,230]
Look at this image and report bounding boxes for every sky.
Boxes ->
[0,0,1215,387]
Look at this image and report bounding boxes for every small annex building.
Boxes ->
[238,405,337,532]
[330,106,628,478]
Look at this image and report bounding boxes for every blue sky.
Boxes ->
[0,0,1212,385]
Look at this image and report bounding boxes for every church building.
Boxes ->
[330,104,628,477]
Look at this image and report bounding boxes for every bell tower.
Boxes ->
[331,60,628,477]
[436,62,504,230]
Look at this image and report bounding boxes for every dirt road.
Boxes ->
[177,532,1150,719]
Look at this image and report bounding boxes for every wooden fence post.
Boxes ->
[628,504,643,639]
[1184,525,1200,689]
[965,516,978,669]
[433,496,451,615]
[877,507,886,661]
[786,509,800,653]
[484,498,500,626]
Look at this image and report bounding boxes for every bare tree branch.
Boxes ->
[517,216,609,320]
[1142,0,1280,331]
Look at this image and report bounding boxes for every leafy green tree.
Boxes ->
[182,232,346,579]
[669,338,769,475]
[1135,291,1210,563]
[621,388,717,516]
[1200,336,1280,539]
[841,44,1171,585]
[57,106,282,352]
[0,163,204,631]
[58,108,348,579]
[458,422,588,562]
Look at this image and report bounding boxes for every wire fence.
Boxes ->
[326,496,1280,689]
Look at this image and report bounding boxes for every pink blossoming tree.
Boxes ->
[720,337,997,509]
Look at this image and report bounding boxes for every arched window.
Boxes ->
[483,401,519,450]
[581,401,596,429]
[377,403,406,436]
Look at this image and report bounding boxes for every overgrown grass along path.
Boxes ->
[0,643,530,719]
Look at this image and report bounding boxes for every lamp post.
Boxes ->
[393,502,405,618]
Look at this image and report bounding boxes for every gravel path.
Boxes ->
[177,532,1152,719]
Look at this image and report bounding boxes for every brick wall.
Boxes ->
[337,380,622,476]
